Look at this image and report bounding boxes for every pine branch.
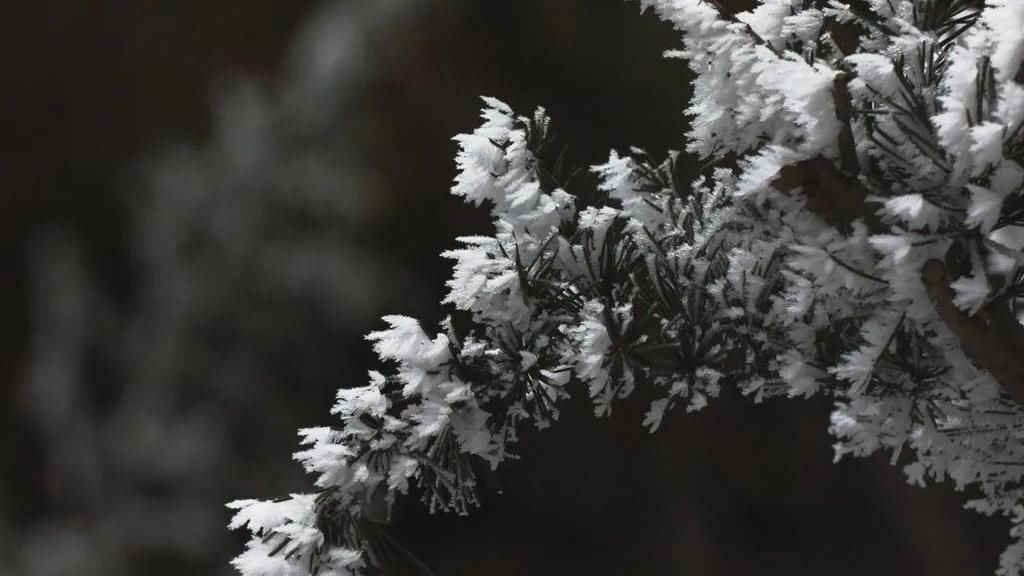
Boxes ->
[232,5,1024,573]
[771,63,1024,406]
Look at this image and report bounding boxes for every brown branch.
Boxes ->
[923,260,1024,405]
[774,157,878,230]
[833,72,861,176]
[772,75,878,231]
[827,19,861,56]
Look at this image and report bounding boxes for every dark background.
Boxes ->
[0,1,1007,574]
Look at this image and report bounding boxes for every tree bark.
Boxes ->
[923,260,1024,404]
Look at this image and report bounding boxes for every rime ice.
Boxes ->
[231,2,1024,575]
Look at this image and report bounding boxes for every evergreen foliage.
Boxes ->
[230,2,1024,574]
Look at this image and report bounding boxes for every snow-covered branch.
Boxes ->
[230,2,1024,574]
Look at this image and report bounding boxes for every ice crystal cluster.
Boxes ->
[230,1,1024,574]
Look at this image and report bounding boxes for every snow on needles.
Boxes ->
[231,2,1024,575]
